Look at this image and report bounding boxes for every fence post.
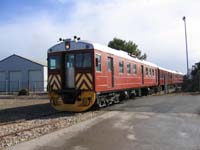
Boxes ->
[5,80,8,95]
[18,80,20,91]
[34,82,36,92]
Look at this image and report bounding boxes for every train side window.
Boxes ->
[96,54,101,72]
[48,56,60,70]
[152,69,155,76]
[127,63,131,74]
[107,57,112,71]
[119,60,124,73]
[161,74,164,79]
[133,64,137,75]
[149,68,152,76]
[146,67,148,76]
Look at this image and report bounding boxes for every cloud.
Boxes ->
[0,0,199,73]
[0,13,57,61]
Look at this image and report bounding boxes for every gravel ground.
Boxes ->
[0,97,106,150]
[0,109,105,149]
[1,92,191,150]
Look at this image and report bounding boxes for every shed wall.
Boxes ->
[0,55,46,92]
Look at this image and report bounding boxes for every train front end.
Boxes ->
[47,39,96,112]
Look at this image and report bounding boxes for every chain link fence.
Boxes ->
[0,80,48,94]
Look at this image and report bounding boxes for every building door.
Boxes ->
[65,54,75,88]
[28,70,43,91]
[9,71,21,92]
[107,57,114,88]
[0,72,6,92]
[141,65,144,85]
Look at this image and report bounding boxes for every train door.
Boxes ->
[141,65,144,85]
[65,54,75,88]
[107,57,114,88]
[155,69,158,84]
[158,69,160,85]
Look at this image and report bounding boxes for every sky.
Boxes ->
[0,0,199,74]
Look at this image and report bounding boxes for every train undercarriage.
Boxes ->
[49,84,181,112]
[95,84,181,109]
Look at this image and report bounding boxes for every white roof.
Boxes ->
[158,66,184,75]
[48,39,183,74]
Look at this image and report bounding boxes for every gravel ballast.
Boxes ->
[0,110,106,149]
[0,97,106,149]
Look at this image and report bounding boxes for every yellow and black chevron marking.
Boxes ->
[48,74,62,90]
[75,73,93,90]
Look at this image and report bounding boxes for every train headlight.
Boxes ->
[65,42,70,50]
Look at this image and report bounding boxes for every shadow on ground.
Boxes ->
[0,103,74,123]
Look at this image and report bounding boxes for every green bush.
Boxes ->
[18,89,29,96]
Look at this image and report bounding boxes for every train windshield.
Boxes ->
[66,54,74,68]
[48,56,60,70]
[76,53,91,68]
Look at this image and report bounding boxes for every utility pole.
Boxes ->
[182,16,189,76]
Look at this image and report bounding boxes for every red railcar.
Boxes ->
[47,39,183,112]
[94,48,158,93]
[158,67,183,90]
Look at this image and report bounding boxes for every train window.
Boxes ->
[119,60,124,73]
[152,69,155,76]
[76,53,91,68]
[133,64,137,74]
[83,53,91,68]
[66,54,74,68]
[107,58,112,71]
[76,54,82,68]
[146,67,148,76]
[96,54,101,72]
[127,63,131,74]
[149,68,152,76]
[48,56,60,70]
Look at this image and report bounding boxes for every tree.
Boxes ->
[191,62,200,77]
[108,37,147,60]
[183,62,200,92]
[191,62,200,91]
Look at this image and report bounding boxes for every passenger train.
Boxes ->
[47,38,183,112]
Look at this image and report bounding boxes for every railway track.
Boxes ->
[0,103,118,140]
[0,111,65,127]
[0,123,49,139]
[0,110,105,149]
[0,111,72,140]
[0,118,61,140]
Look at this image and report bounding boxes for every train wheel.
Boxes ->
[97,98,106,108]
[106,98,113,106]
[113,94,120,104]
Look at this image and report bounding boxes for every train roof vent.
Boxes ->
[58,38,71,42]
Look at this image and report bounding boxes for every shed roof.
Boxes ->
[0,54,47,67]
